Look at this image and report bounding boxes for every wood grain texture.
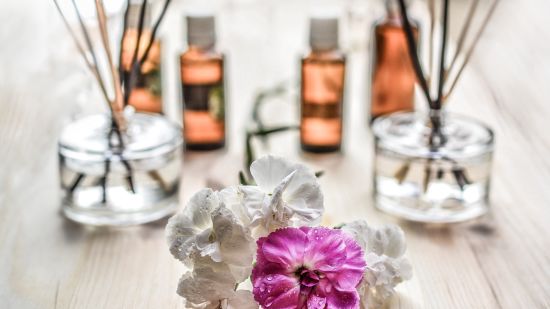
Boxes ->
[1,0,550,308]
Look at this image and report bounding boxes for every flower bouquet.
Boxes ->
[166,155,412,309]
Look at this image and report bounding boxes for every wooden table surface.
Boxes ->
[1,0,549,308]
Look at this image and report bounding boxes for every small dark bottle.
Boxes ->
[300,17,346,153]
[370,0,418,122]
[122,3,163,114]
[180,15,225,150]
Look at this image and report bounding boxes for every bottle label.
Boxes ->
[183,83,225,121]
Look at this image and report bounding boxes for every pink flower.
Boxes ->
[252,227,366,309]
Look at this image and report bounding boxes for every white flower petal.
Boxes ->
[226,290,258,309]
[372,225,407,258]
[185,189,220,228]
[282,167,323,221]
[166,212,201,265]
[212,206,256,281]
[359,254,413,307]
[167,188,255,268]
[219,186,266,228]
[250,155,298,193]
[343,221,412,307]
[166,189,219,264]
[248,155,324,232]
[342,221,407,258]
[177,257,237,305]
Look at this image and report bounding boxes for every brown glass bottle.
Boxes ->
[121,4,163,114]
[301,18,346,153]
[180,16,225,151]
[370,4,418,121]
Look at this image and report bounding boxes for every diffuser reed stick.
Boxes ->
[397,0,432,109]
[140,0,171,65]
[427,0,435,86]
[53,0,111,106]
[447,0,480,78]
[95,0,126,130]
[445,0,500,100]
[120,0,172,108]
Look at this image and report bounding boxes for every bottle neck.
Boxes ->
[310,46,339,55]
[188,44,215,53]
[385,7,403,24]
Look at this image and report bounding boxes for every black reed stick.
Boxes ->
[435,0,450,109]
[110,122,136,194]
[68,173,85,193]
[397,0,432,108]
[101,159,111,203]
[139,0,172,66]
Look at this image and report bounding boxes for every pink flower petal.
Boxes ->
[253,273,299,306]
[261,228,308,269]
[318,279,360,309]
[307,292,327,309]
[266,286,301,309]
[302,227,347,271]
[325,289,360,309]
[325,234,366,290]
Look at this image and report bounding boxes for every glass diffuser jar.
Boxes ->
[372,111,494,223]
[59,113,182,226]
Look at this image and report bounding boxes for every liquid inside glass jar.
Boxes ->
[59,113,182,226]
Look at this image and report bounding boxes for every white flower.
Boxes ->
[227,155,324,236]
[166,188,255,281]
[178,256,258,309]
[343,221,407,258]
[342,221,412,308]
[178,256,237,305]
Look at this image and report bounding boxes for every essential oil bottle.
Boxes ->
[300,17,346,153]
[180,15,225,151]
[122,3,163,114]
[369,0,418,122]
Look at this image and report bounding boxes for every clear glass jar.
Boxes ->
[59,113,183,226]
[372,112,494,223]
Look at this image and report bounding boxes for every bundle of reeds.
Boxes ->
[53,0,171,200]
[395,0,500,191]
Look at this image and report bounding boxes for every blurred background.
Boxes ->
[2,0,550,200]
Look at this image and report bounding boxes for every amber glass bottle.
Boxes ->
[370,0,418,121]
[121,4,163,114]
[180,16,225,151]
[301,17,346,153]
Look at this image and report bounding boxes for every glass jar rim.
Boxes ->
[372,111,494,160]
[59,113,182,162]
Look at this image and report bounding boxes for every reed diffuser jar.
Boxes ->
[372,111,493,223]
[59,113,182,226]
[53,0,175,225]
[371,0,500,223]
